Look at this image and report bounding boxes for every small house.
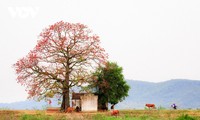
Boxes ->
[72,93,98,112]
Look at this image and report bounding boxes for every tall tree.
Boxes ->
[93,62,130,110]
[14,21,107,111]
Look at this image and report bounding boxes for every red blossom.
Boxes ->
[14,21,108,100]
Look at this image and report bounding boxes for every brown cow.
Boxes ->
[111,110,119,116]
[66,107,74,113]
[145,104,156,109]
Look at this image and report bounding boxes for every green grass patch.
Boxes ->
[20,110,66,120]
[176,114,197,120]
[20,114,66,120]
[92,114,159,120]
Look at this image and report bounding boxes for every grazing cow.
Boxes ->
[171,103,177,110]
[66,107,74,113]
[111,110,119,116]
[145,104,156,109]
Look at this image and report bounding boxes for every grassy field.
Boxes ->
[0,109,200,120]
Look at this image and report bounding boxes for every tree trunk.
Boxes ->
[61,87,70,112]
[61,63,70,112]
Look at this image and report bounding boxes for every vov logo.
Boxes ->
[8,6,39,18]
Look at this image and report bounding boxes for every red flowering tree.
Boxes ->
[14,21,108,111]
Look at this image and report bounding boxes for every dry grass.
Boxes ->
[0,109,200,120]
[119,110,200,119]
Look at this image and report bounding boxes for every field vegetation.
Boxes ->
[0,109,200,120]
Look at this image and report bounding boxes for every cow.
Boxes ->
[66,107,74,113]
[111,110,119,116]
[145,104,156,109]
[171,103,177,110]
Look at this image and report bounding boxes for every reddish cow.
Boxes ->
[145,104,156,109]
[65,107,74,113]
[111,110,119,116]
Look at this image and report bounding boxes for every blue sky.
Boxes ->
[0,0,200,103]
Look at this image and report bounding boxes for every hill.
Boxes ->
[116,79,200,109]
[0,79,200,110]
[0,99,59,110]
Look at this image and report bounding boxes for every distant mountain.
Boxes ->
[0,99,59,110]
[116,79,200,109]
[0,79,200,110]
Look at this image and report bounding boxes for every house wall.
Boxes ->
[72,100,81,108]
[80,94,98,111]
